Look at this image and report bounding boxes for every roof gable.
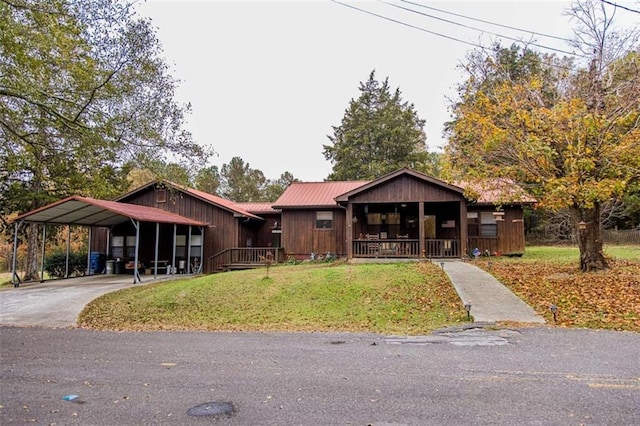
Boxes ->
[335,168,464,202]
[117,180,262,220]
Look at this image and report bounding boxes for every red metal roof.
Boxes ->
[13,196,208,227]
[235,202,280,214]
[273,181,369,208]
[455,179,537,205]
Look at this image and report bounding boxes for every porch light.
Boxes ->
[352,216,358,223]
[578,221,587,231]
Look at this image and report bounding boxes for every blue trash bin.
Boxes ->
[90,252,106,274]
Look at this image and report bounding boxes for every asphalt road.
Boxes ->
[1,326,639,425]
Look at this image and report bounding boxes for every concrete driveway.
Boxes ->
[0,274,175,328]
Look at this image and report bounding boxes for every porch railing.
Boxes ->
[208,247,285,272]
[352,239,460,258]
[424,239,460,258]
[353,239,420,258]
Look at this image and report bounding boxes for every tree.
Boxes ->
[264,171,298,202]
[1,0,210,279]
[219,157,267,202]
[194,165,221,195]
[323,70,431,181]
[445,1,639,271]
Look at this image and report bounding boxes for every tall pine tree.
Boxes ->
[323,70,431,181]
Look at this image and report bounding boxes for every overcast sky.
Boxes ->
[135,0,638,182]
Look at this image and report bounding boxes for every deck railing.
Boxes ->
[208,247,285,272]
[352,239,460,258]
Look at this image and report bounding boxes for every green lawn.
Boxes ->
[522,245,639,263]
[78,262,467,334]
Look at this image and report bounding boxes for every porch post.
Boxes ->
[418,202,425,257]
[86,227,92,275]
[459,201,468,258]
[153,222,159,279]
[346,204,353,259]
[187,226,192,274]
[40,224,46,282]
[11,221,22,287]
[171,224,177,275]
[65,225,71,278]
[131,219,141,284]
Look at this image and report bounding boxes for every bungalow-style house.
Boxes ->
[9,168,534,284]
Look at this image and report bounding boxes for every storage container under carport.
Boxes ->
[105,260,115,274]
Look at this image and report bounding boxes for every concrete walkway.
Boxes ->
[443,261,545,324]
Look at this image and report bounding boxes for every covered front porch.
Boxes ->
[347,200,466,259]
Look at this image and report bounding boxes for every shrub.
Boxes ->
[44,251,87,278]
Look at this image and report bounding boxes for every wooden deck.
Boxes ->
[208,247,285,272]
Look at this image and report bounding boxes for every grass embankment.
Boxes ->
[79,262,467,334]
[475,245,640,332]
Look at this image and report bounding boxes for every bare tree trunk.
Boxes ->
[24,223,40,281]
[572,204,608,272]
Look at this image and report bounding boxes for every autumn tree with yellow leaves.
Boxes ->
[445,0,639,271]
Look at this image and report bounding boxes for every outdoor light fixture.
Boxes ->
[550,304,558,323]
[464,303,472,321]
[440,262,444,270]
[352,216,358,223]
[578,221,587,231]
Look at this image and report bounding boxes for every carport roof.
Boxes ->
[13,196,208,227]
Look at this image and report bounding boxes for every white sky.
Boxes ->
[135,0,638,182]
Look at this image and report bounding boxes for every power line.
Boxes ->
[381,0,585,58]
[599,0,640,14]
[330,0,486,50]
[331,0,579,72]
[401,0,575,43]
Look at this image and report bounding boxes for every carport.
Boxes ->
[10,196,207,287]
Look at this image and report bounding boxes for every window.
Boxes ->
[111,236,124,259]
[125,236,137,258]
[480,212,497,237]
[467,211,498,237]
[316,211,334,229]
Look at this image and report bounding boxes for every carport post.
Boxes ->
[40,224,46,283]
[153,222,159,279]
[132,219,141,284]
[86,227,92,275]
[65,225,70,278]
[198,226,204,273]
[171,224,177,275]
[11,221,22,287]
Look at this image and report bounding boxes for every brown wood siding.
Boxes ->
[502,208,525,254]
[350,175,465,204]
[90,227,108,254]
[118,187,241,273]
[281,209,346,258]
[467,206,525,255]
